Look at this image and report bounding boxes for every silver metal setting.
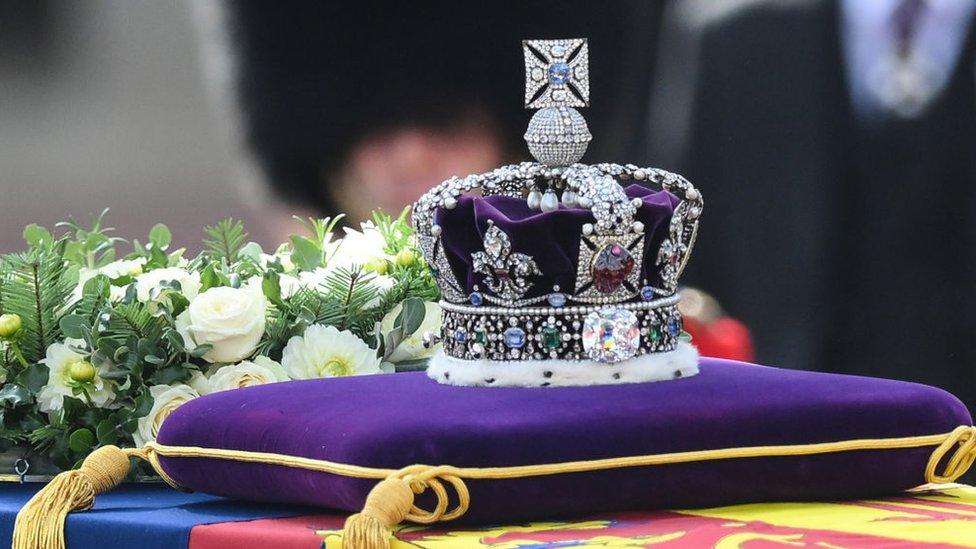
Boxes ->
[523,38,589,108]
[471,222,542,301]
[573,232,644,303]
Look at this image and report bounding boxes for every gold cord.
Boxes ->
[13,426,976,549]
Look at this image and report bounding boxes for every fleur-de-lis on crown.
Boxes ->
[471,223,542,301]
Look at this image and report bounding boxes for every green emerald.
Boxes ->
[475,328,488,345]
[542,326,561,349]
[649,322,662,343]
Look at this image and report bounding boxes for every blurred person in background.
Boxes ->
[207,1,756,362]
[648,0,976,412]
[217,1,662,226]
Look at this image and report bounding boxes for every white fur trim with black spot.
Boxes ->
[427,341,699,387]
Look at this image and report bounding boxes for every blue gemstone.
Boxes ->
[454,328,467,343]
[503,327,526,349]
[547,292,567,307]
[668,317,681,337]
[640,286,655,301]
[469,292,483,306]
[548,63,571,85]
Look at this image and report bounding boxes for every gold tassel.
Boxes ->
[341,478,415,549]
[12,445,132,549]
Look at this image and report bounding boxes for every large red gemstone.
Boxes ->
[591,243,635,294]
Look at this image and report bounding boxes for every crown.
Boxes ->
[414,39,703,387]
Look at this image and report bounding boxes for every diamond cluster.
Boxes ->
[524,106,591,166]
[523,38,589,109]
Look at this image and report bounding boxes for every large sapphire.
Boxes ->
[548,63,571,85]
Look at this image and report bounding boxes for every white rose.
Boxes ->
[37,340,116,412]
[209,356,289,392]
[74,258,146,303]
[281,324,381,379]
[135,267,201,303]
[95,258,147,280]
[176,280,266,363]
[327,222,392,269]
[187,370,212,396]
[133,384,199,446]
[380,301,442,362]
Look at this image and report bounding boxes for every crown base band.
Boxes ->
[439,299,684,363]
[428,341,700,387]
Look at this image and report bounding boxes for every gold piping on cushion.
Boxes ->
[13,426,976,549]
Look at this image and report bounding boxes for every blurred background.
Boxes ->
[1,0,974,412]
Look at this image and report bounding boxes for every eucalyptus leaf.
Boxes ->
[95,419,119,445]
[14,363,49,394]
[22,224,53,248]
[59,315,90,340]
[262,271,284,307]
[397,297,426,336]
[67,428,96,453]
[289,235,323,271]
[238,241,263,262]
[189,344,212,359]
[0,384,31,407]
[148,223,172,250]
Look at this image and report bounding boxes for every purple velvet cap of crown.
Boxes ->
[435,184,679,298]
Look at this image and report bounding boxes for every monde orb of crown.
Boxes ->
[524,106,591,166]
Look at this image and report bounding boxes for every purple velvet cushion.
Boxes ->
[156,359,971,523]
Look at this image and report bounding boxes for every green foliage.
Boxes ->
[0,240,76,364]
[0,208,444,471]
[289,215,343,270]
[203,218,248,261]
[55,208,125,269]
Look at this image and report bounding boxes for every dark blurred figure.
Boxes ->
[648,0,976,411]
[223,1,662,225]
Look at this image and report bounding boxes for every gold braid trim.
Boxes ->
[14,426,976,549]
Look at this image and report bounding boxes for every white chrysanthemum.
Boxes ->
[37,340,115,412]
[327,222,392,269]
[281,324,381,379]
[133,384,199,446]
[209,356,289,392]
[135,267,201,303]
[380,301,443,362]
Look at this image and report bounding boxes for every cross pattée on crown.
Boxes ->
[523,38,590,109]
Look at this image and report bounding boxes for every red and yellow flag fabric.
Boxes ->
[190,484,976,548]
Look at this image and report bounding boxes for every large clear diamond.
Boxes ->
[581,307,640,363]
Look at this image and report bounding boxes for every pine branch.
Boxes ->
[0,241,75,364]
[31,261,45,359]
[203,219,247,261]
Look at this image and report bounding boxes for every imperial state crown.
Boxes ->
[414,38,703,387]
